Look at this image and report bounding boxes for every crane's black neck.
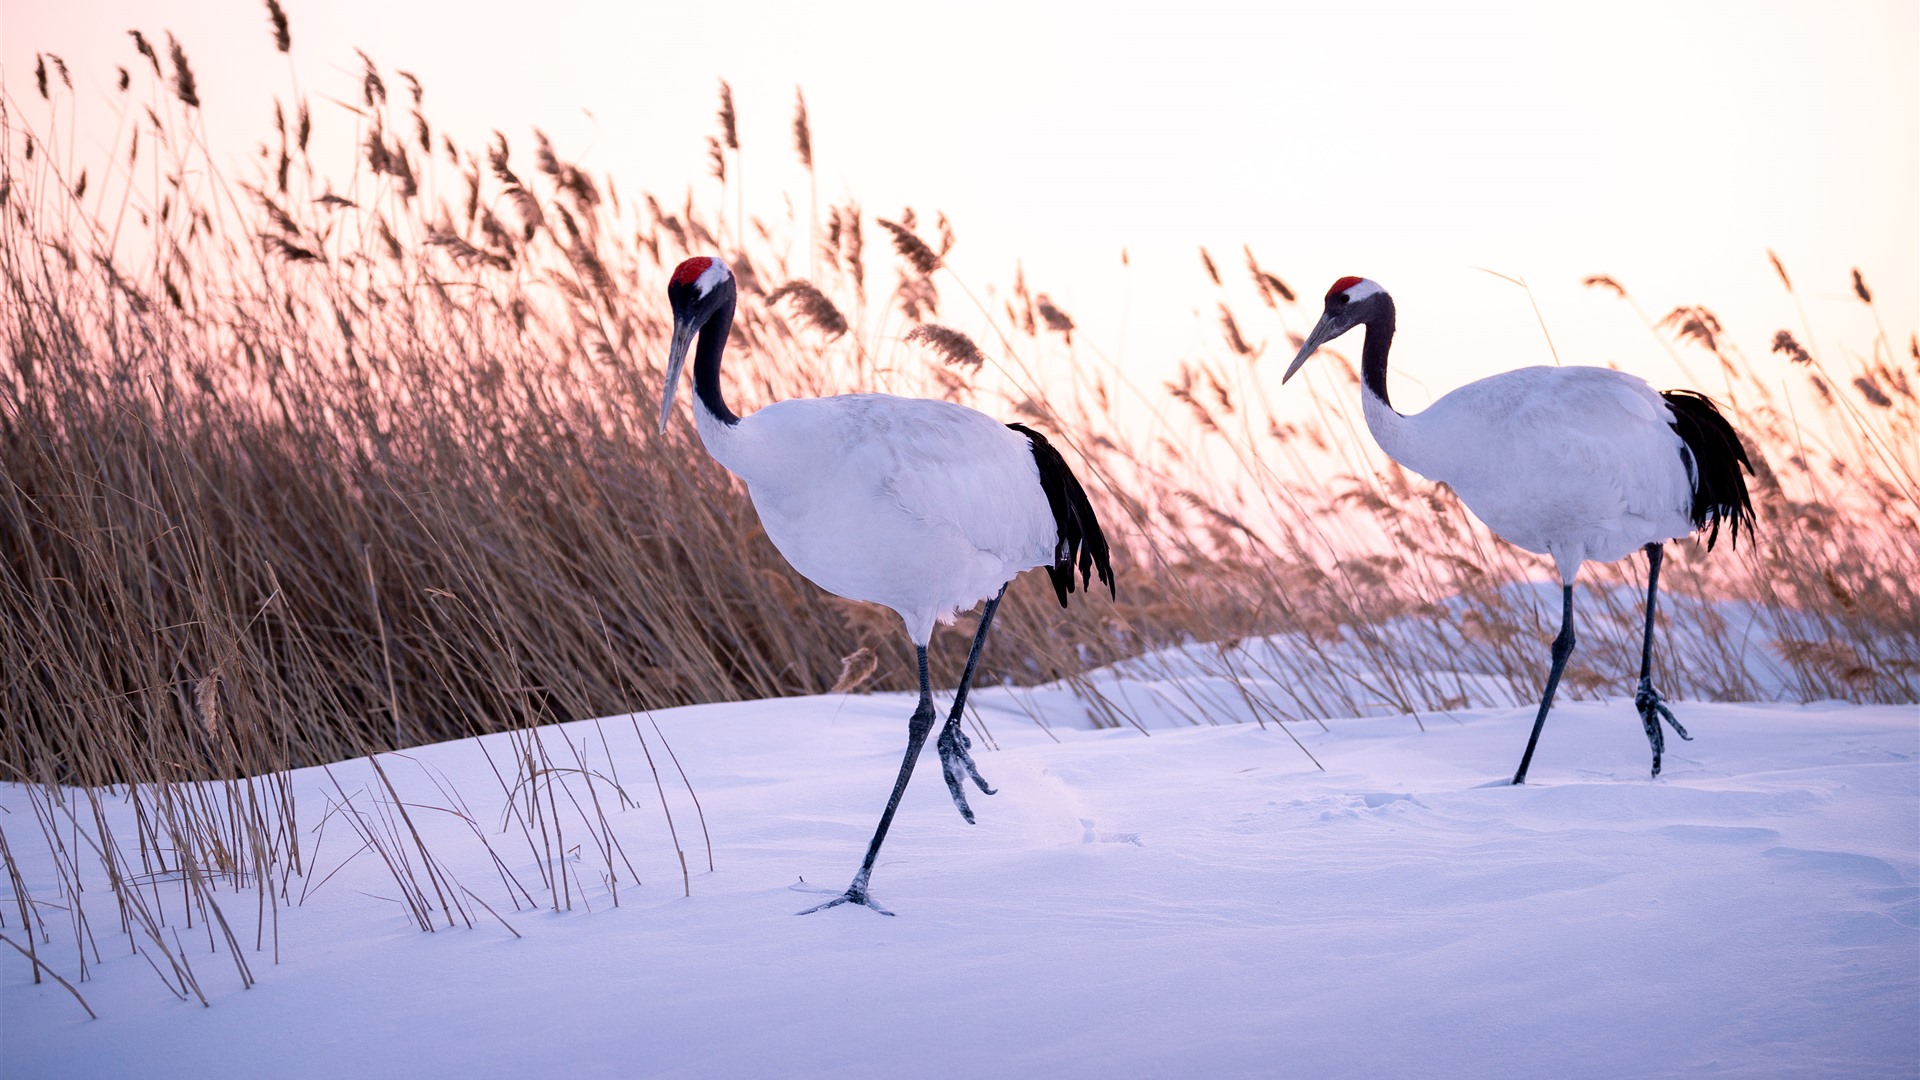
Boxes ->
[693,294,740,427]
[1359,298,1398,413]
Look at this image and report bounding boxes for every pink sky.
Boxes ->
[5,0,1913,409]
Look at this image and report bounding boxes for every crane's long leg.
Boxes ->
[1511,584,1576,786]
[1633,542,1692,778]
[937,585,1005,823]
[799,645,938,916]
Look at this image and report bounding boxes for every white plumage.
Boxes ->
[1286,276,1754,784]
[1363,365,1698,583]
[658,256,1113,913]
[694,393,1059,646]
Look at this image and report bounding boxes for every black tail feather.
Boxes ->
[1008,423,1116,607]
[1661,389,1756,550]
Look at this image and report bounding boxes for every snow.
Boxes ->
[5,659,1916,1079]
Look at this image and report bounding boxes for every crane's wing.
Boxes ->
[1511,367,1692,521]
[864,397,1059,567]
[739,394,1058,570]
[1419,366,1696,565]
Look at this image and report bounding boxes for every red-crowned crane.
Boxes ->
[1284,276,1754,785]
[659,256,1114,913]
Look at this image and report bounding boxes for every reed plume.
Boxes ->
[1851,268,1872,303]
[1034,294,1074,343]
[266,0,291,52]
[166,33,199,107]
[768,280,848,338]
[717,80,739,150]
[793,88,812,168]
[876,217,940,275]
[906,324,987,369]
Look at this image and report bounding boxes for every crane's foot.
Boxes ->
[1635,678,1692,778]
[937,720,996,824]
[796,872,894,916]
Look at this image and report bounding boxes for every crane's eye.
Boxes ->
[1329,294,1348,306]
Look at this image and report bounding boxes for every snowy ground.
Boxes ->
[4,670,1916,1079]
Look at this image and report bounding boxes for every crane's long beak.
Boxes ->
[657,318,696,434]
[1281,313,1344,385]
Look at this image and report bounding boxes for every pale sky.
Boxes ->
[5,0,1914,411]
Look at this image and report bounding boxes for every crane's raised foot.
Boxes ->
[937,720,996,824]
[1635,678,1692,778]
[797,872,895,916]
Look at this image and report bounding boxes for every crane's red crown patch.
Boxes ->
[1328,275,1365,299]
[671,257,716,288]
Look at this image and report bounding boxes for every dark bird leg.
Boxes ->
[1633,542,1692,778]
[938,585,1005,823]
[800,646,938,916]
[1512,584,1577,786]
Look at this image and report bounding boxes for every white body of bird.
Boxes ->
[692,391,1060,645]
[1363,364,1698,583]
